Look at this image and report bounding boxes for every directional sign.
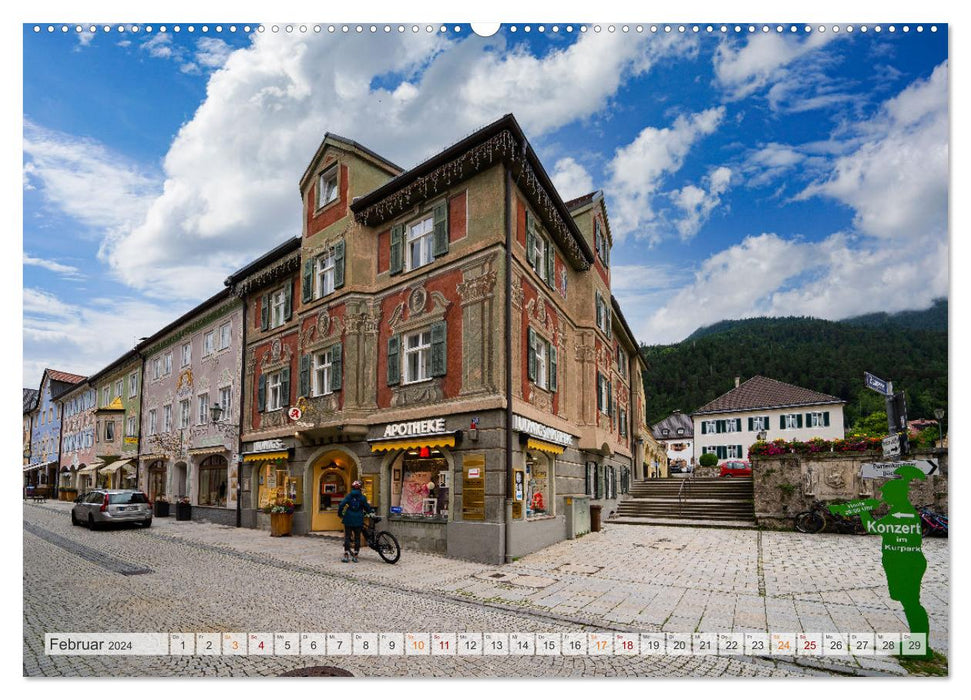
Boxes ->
[882,434,901,458]
[865,371,891,396]
[860,460,939,479]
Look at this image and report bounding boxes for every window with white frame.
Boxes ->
[312,350,333,396]
[129,372,138,397]
[406,216,435,272]
[148,409,157,436]
[531,232,546,278]
[126,415,136,437]
[163,404,172,432]
[164,352,172,375]
[181,342,191,367]
[219,322,231,350]
[270,288,287,328]
[114,379,123,398]
[102,387,110,406]
[317,167,338,208]
[598,373,611,415]
[727,445,743,459]
[153,358,162,380]
[808,411,825,427]
[179,399,190,429]
[725,419,738,433]
[266,372,284,411]
[105,421,115,441]
[197,393,209,425]
[751,416,768,432]
[532,332,548,389]
[784,413,800,429]
[403,329,432,384]
[314,250,336,298]
[203,330,215,356]
[218,386,232,421]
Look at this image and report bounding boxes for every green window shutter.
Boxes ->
[607,307,612,339]
[280,367,290,407]
[805,412,812,427]
[389,224,404,276]
[736,418,742,431]
[605,240,610,266]
[260,294,269,331]
[545,240,554,287]
[334,240,345,289]
[596,372,603,412]
[764,416,770,430]
[527,327,537,382]
[595,292,602,329]
[717,419,725,433]
[780,415,786,430]
[701,421,707,435]
[595,224,601,259]
[824,411,830,427]
[299,355,310,397]
[607,381,613,417]
[525,211,535,266]
[718,446,726,460]
[597,465,604,499]
[257,374,266,413]
[330,343,343,392]
[748,417,753,431]
[432,202,449,257]
[283,280,293,321]
[430,320,447,377]
[302,259,313,303]
[585,463,593,495]
[387,335,400,386]
[549,342,557,392]
[736,445,743,458]
[797,414,803,428]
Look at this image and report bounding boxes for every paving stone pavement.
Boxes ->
[23,502,948,677]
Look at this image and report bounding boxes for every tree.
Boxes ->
[850,411,890,438]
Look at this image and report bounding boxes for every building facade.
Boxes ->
[25,369,85,494]
[138,289,244,524]
[652,410,694,474]
[692,375,846,467]
[23,388,38,468]
[58,381,97,495]
[227,116,650,563]
[87,353,143,490]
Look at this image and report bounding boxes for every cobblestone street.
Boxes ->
[23,502,948,677]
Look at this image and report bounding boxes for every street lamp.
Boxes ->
[934,408,945,447]
[209,402,243,528]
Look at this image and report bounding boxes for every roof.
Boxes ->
[47,369,86,384]
[299,132,403,189]
[652,411,693,440]
[350,113,595,270]
[693,375,845,416]
[564,190,601,211]
[138,286,233,351]
[23,388,38,413]
[611,295,641,354]
[224,236,302,286]
[84,350,140,386]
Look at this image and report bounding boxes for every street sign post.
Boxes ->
[860,460,938,479]
[882,434,901,458]
[865,371,892,396]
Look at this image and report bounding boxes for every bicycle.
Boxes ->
[362,514,401,564]
[917,504,948,538]
[794,500,865,534]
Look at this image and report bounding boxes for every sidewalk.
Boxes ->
[35,500,948,675]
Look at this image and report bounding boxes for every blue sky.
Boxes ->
[22,22,949,387]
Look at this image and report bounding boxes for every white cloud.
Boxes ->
[23,254,84,280]
[670,166,732,240]
[195,38,233,70]
[550,157,594,201]
[605,107,725,243]
[141,33,176,60]
[714,31,837,101]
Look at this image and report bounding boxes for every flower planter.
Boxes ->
[60,488,78,502]
[175,502,192,521]
[154,501,171,518]
[270,512,293,537]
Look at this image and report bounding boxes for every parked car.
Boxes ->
[71,489,152,529]
[719,460,752,478]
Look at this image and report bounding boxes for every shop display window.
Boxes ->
[525,452,553,519]
[390,449,449,519]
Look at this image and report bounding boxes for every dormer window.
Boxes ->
[317,166,338,208]
[677,427,685,436]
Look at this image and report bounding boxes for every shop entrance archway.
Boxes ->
[310,449,358,532]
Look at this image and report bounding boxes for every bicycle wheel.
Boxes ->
[374,531,401,564]
[795,511,825,534]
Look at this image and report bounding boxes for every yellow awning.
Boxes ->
[526,438,565,455]
[99,459,132,474]
[370,435,456,453]
[77,462,102,476]
[242,451,289,463]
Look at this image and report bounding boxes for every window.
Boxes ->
[164,352,172,375]
[270,288,287,328]
[783,413,802,430]
[317,167,338,208]
[807,411,830,428]
[559,268,568,297]
[406,215,434,271]
[527,328,557,392]
[619,408,628,438]
[312,350,333,396]
[727,445,743,459]
[102,387,110,406]
[115,379,123,398]
[126,415,136,437]
[702,418,742,434]
[525,210,554,287]
[594,218,610,266]
[203,331,215,356]
[315,251,336,298]
[404,330,432,384]
[595,292,612,337]
[390,449,449,519]
[148,409,157,436]
[219,323,231,350]
[181,342,191,367]
[597,372,612,416]
[531,233,546,277]
[163,404,172,432]
[533,333,547,389]
[198,455,228,507]
[266,371,284,411]
[749,415,769,432]
[129,372,138,397]
[197,393,209,425]
[179,399,190,429]
[525,453,553,519]
[725,419,738,433]
[153,358,162,380]
[218,386,232,421]
[104,421,114,441]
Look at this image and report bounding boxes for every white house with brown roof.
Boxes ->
[651,410,694,472]
[691,375,845,464]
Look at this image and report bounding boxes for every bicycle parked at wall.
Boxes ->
[362,514,402,564]
[794,500,865,534]
[917,504,948,538]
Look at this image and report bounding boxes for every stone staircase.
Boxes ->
[610,477,756,529]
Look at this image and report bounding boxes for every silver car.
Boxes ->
[71,489,153,529]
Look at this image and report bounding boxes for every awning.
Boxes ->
[77,463,101,476]
[242,451,290,463]
[525,437,566,456]
[370,434,456,453]
[189,446,228,456]
[99,459,132,475]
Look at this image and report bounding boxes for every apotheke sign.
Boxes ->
[383,418,447,439]
[512,414,574,447]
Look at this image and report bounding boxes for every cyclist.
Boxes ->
[338,480,373,563]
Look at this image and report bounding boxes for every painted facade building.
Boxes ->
[57,381,98,494]
[23,388,38,467]
[692,375,846,466]
[138,288,244,524]
[652,410,694,474]
[229,116,651,563]
[87,352,143,490]
[25,369,85,494]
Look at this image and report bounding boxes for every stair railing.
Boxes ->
[678,474,693,517]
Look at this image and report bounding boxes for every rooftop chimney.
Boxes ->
[734,376,740,388]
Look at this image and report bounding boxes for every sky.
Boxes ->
[22,21,949,388]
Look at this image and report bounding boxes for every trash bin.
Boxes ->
[590,504,603,532]
[175,502,192,521]
[154,501,171,518]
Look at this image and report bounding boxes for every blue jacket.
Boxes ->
[338,488,372,527]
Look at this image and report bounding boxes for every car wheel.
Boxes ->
[141,519,152,528]
[723,474,733,478]
[71,511,80,526]
[87,514,100,531]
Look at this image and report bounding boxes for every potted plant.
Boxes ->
[175,496,192,521]
[268,499,295,537]
[154,495,170,518]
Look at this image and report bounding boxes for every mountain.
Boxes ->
[641,302,947,428]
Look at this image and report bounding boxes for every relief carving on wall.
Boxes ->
[525,295,556,339]
[259,409,287,430]
[387,285,450,335]
[529,387,553,413]
[295,393,341,420]
[260,338,293,372]
[390,379,444,407]
[457,270,497,305]
[511,274,525,310]
[824,467,847,490]
[302,308,345,351]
